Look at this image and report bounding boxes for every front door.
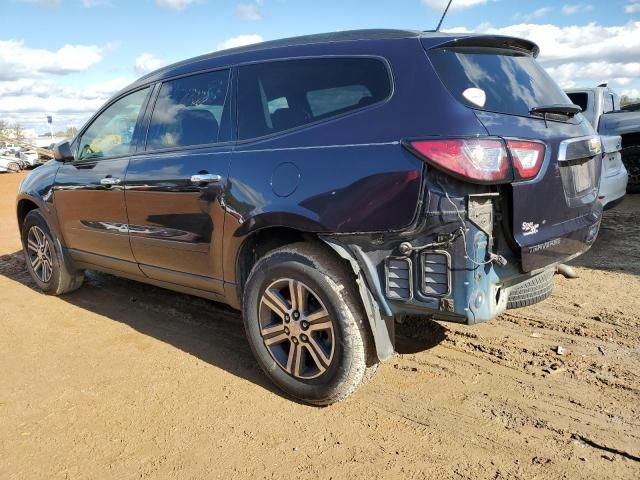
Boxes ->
[54,87,151,273]
[124,69,233,294]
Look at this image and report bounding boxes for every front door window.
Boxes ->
[77,88,150,161]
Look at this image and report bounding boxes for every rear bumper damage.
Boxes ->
[321,179,602,359]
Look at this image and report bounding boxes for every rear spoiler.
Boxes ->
[422,34,540,58]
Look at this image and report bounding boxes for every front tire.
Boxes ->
[21,209,84,295]
[6,161,20,173]
[243,243,375,405]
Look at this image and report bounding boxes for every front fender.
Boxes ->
[16,161,62,241]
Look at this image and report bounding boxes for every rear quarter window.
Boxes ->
[237,57,392,140]
[566,92,588,112]
[428,47,570,117]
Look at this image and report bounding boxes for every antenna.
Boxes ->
[435,0,453,31]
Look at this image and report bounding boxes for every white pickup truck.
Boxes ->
[566,84,639,205]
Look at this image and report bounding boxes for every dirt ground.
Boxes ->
[0,170,638,479]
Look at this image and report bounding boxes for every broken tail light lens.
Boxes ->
[507,140,545,180]
[405,138,510,183]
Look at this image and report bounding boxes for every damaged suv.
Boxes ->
[16,30,602,405]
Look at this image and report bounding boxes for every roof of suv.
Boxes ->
[133,29,466,86]
[127,28,539,95]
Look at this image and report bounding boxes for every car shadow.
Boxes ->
[0,250,447,403]
[395,316,448,354]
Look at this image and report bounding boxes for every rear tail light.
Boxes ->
[404,137,546,184]
[406,138,509,183]
[507,140,545,180]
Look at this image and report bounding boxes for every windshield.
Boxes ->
[429,47,571,117]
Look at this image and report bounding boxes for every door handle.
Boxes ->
[100,177,121,186]
[190,173,223,184]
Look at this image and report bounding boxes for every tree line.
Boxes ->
[0,120,78,141]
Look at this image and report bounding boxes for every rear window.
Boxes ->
[237,57,391,140]
[428,47,570,117]
[566,92,588,112]
[146,69,230,151]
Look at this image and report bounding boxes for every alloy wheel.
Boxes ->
[259,278,335,379]
[26,226,53,283]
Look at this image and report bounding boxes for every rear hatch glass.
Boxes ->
[428,47,572,118]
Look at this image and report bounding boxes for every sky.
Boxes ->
[0,0,639,135]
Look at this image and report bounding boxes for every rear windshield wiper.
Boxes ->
[529,104,582,117]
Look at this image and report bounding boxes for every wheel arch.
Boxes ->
[234,225,313,307]
[621,132,640,149]
[17,197,41,234]
[232,224,396,362]
[16,192,65,251]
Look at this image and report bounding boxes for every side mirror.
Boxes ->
[53,141,74,162]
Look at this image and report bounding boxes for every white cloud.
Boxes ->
[421,0,487,11]
[626,2,640,13]
[545,61,640,89]
[562,4,593,15]
[0,77,132,132]
[0,38,123,133]
[217,34,263,51]
[156,0,198,10]
[237,3,262,21]
[134,53,166,75]
[514,7,552,22]
[0,40,105,80]
[480,22,640,65]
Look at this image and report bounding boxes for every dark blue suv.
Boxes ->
[16,29,602,404]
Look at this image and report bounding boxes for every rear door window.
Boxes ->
[428,47,570,117]
[306,85,373,117]
[146,69,230,150]
[237,57,391,140]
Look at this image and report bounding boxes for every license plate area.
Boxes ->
[559,158,598,207]
[573,161,592,192]
[557,136,601,208]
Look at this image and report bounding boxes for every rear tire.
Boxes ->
[21,209,84,295]
[507,269,554,310]
[242,242,375,405]
[6,161,20,173]
[621,145,640,193]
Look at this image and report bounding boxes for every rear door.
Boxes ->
[124,69,233,294]
[427,42,601,271]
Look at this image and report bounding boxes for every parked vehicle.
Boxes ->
[598,135,627,209]
[0,143,20,155]
[0,156,21,173]
[19,149,41,168]
[566,85,640,192]
[622,102,640,112]
[16,29,603,404]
